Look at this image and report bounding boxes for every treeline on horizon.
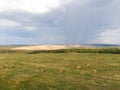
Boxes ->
[1,48,120,54]
[29,48,120,54]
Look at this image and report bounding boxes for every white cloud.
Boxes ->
[93,28,120,44]
[0,0,71,14]
[24,26,36,31]
[0,19,21,27]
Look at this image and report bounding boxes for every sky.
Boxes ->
[0,0,120,45]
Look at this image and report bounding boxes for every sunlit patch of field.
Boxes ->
[11,45,89,50]
[0,52,120,90]
[12,45,67,50]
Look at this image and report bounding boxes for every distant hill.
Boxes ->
[90,44,120,47]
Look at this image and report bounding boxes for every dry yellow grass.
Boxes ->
[60,68,65,73]
[77,66,81,69]
[92,69,97,74]
[66,64,70,67]
[41,69,46,73]
[3,66,7,69]
[11,66,15,68]
[86,64,90,68]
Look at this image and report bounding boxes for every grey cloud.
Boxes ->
[0,0,120,44]
[60,0,120,43]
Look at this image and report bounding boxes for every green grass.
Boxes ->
[0,49,120,90]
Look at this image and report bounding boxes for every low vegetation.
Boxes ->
[0,47,119,90]
[29,48,120,54]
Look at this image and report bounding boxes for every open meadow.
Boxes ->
[0,46,120,90]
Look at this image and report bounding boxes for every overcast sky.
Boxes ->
[0,0,120,45]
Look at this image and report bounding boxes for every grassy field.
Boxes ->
[0,48,120,90]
